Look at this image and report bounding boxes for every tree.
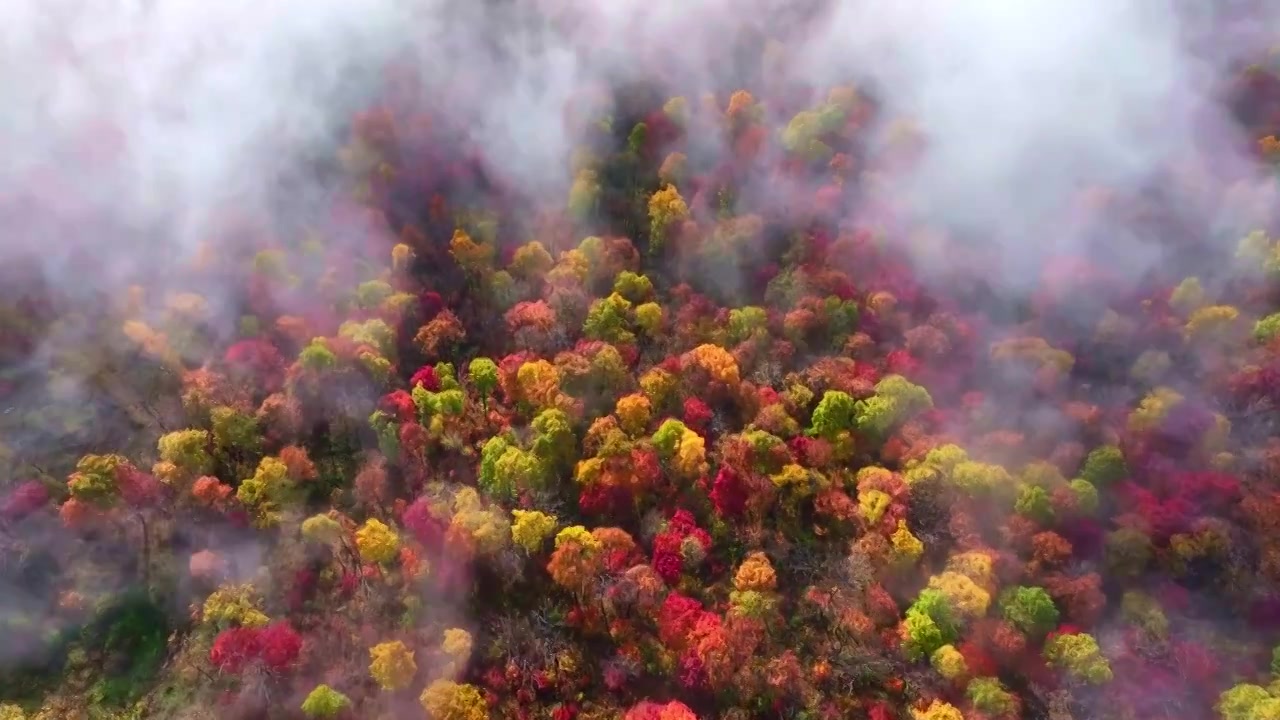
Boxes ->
[1169,276,1207,315]
[301,513,344,546]
[726,306,768,344]
[510,241,554,280]
[926,571,991,620]
[684,343,740,386]
[468,357,498,408]
[66,453,128,505]
[202,583,270,629]
[652,419,691,457]
[391,242,415,272]
[420,680,487,720]
[236,455,292,527]
[301,684,351,717]
[910,699,964,720]
[659,151,687,185]
[516,359,561,409]
[1218,684,1273,720]
[531,408,576,476]
[1185,304,1243,343]
[340,319,397,359]
[583,293,635,344]
[901,589,959,660]
[355,519,401,565]
[498,446,545,501]
[478,436,517,501]
[369,640,417,690]
[511,510,557,553]
[782,110,836,163]
[733,552,778,592]
[635,302,664,337]
[257,621,303,671]
[1044,631,1112,684]
[999,586,1059,639]
[568,169,601,222]
[355,279,394,310]
[615,393,652,435]
[449,228,495,279]
[967,677,1018,716]
[930,644,967,680]
[1255,312,1280,343]
[652,419,708,479]
[155,429,212,482]
[648,184,689,254]
[64,454,164,583]
[298,338,338,373]
[416,310,466,360]
[890,520,924,567]
[1080,445,1127,487]
[809,390,857,439]
[210,626,262,674]
[547,525,603,592]
[613,271,654,302]
[1015,484,1055,525]
[626,700,698,720]
[855,375,933,437]
[440,628,473,675]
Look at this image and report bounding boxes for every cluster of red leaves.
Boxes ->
[209,622,302,675]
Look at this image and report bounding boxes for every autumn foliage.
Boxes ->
[6,20,1280,720]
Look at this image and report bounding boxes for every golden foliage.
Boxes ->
[369,640,417,691]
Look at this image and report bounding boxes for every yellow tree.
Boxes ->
[369,640,417,690]
[648,184,689,254]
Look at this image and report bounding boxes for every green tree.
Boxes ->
[1044,632,1112,684]
[531,408,576,476]
[478,436,516,501]
[855,375,933,436]
[1014,484,1054,525]
[1080,445,1127,487]
[468,357,499,408]
[999,586,1059,639]
[301,684,352,717]
[901,589,959,660]
[967,677,1017,716]
[809,390,857,439]
[652,418,691,458]
[613,271,654,302]
[726,306,768,344]
[298,338,337,372]
[156,429,212,477]
[1256,312,1280,343]
[583,293,635,344]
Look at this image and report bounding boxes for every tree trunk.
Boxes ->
[136,511,151,591]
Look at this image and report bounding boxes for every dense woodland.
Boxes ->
[6,13,1280,720]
